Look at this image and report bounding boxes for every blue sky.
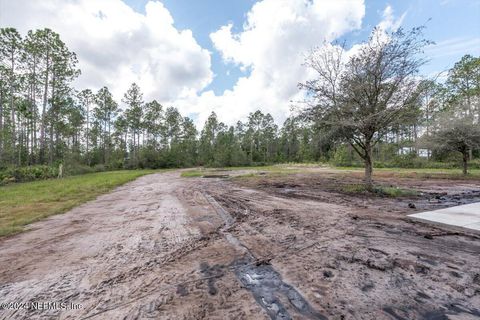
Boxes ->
[124,0,258,94]
[3,0,479,125]
[159,0,256,94]
[123,0,480,94]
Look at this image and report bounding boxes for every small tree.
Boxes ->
[429,115,480,175]
[299,27,431,189]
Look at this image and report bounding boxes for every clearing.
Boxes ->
[0,167,479,319]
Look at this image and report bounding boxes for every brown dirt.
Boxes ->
[0,170,479,320]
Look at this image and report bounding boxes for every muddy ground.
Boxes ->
[0,169,479,320]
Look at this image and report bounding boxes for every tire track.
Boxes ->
[203,191,326,320]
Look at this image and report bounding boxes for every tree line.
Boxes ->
[1,27,479,184]
[0,27,317,171]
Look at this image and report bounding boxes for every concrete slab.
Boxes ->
[464,222,480,231]
[409,202,480,231]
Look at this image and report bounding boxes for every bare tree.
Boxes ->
[300,27,431,189]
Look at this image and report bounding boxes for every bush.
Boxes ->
[64,163,95,176]
[340,183,418,197]
[93,164,107,172]
[330,148,473,170]
[108,159,125,170]
[376,154,465,169]
[0,162,113,186]
[330,145,362,167]
[469,159,480,169]
[0,165,59,185]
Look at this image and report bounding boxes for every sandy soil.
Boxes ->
[0,170,479,320]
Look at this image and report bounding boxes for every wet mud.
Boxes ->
[233,257,326,320]
[205,192,324,320]
[0,169,479,319]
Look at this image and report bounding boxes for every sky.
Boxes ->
[1,0,479,127]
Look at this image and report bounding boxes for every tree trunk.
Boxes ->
[32,56,38,164]
[364,157,373,189]
[40,49,50,164]
[0,87,3,163]
[49,68,55,166]
[49,122,54,165]
[18,118,22,166]
[463,151,468,175]
[364,141,373,190]
[107,118,111,165]
[124,131,127,155]
[86,102,89,165]
[10,50,16,165]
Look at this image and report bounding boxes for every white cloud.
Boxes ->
[0,0,213,103]
[0,0,373,127]
[377,5,406,32]
[342,5,406,61]
[181,0,366,126]
[426,37,480,59]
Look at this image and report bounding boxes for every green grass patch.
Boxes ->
[210,165,281,171]
[0,170,158,237]
[232,169,302,180]
[182,164,308,179]
[377,186,419,197]
[233,173,259,179]
[340,183,418,197]
[333,166,480,179]
[211,163,315,171]
[181,170,204,177]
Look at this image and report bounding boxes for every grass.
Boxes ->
[181,163,480,182]
[341,184,418,197]
[180,170,204,177]
[0,170,159,237]
[181,165,305,179]
[233,171,301,179]
[211,165,292,171]
[333,166,480,179]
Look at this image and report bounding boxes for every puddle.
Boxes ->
[204,192,326,320]
[203,174,230,179]
[427,190,480,207]
[233,257,327,320]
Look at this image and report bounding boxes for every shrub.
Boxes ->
[340,183,418,197]
[331,145,362,167]
[64,163,95,176]
[0,166,59,185]
[93,164,106,172]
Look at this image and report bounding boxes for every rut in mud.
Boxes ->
[205,193,325,320]
[233,258,326,320]
[215,171,480,319]
[0,171,325,320]
[0,169,479,320]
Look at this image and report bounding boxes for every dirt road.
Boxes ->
[0,170,479,319]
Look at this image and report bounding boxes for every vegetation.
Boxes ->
[301,27,430,188]
[340,183,418,197]
[428,115,480,175]
[0,26,479,187]
[0,170,157,236]
[334,166,480,180]
[180,170,204,178]
[0,165,58,184]
[181,165,301,178]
